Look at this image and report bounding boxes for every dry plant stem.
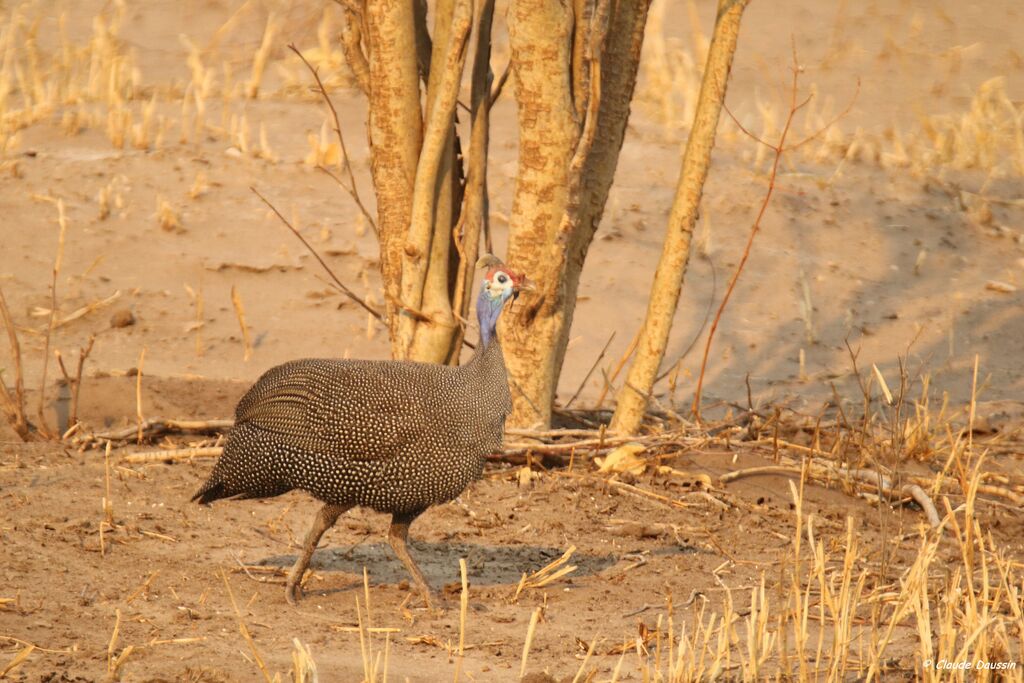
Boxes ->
[566,331,616,408]
[230,286,253,361]
[69,336,94,430]
[288,44,377,234]
[251,187,383,321]
[690,53,808,421]
[609,0,749,435]
[519,607,542,679]
[0,285,35,440]
[37,199,69,438]
[134,347,146,444]
[123,446,223,463]
[0,644,34,677]
[454,557,468,682]
[220,568,274,683]
[396,0,472,360]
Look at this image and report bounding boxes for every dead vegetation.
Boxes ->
[1,0,1023,680]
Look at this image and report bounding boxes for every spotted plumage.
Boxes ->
[192,258,530,607]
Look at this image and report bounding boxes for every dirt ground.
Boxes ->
[6,404,1021,681]
[2,0,1024,680]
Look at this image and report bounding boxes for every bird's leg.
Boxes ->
[387,510,434,610]
[286,502,351,606]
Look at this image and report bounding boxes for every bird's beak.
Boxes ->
[514,275,536,294]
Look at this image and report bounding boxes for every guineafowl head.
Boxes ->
[476,255,532,347]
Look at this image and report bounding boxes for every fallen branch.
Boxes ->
[122,446,223,463]
[721,459,942,528]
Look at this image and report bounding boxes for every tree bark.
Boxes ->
[503,0,579,427]
[504,0,651,428]
[610,0,748,434]
[365,0,423,354]
[396,0,472,363]
[451,0,496,359]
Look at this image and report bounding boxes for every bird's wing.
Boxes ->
[234,359,443,460]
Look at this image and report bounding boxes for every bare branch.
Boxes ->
[784,77,860,152]
[336,0,371,94]
[488,59,510,107]
[250,187,384,323]
[691,45,803,420]
[289,44,377,235]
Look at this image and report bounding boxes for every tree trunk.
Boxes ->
[503,0,651,428]
[502,0,578,428]
[365,0,423,354]
[397,0,472,363]
[610,0,749,434]
[450,0,496,360]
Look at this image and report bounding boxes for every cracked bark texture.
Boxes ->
[503,0,652,427]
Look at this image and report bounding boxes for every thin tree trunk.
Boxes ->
[365,0,423,353]
[610,0,749,434]
[396,0,472,362]
[549,0,653,402]
[451,0,496,359]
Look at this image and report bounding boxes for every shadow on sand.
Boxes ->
[257,541,696,591]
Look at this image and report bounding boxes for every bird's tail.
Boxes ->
[191,478,230,505]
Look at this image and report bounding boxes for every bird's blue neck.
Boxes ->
[477,289,505,348]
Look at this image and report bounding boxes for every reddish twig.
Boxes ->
[692,45,847,420]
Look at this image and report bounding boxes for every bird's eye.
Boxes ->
[496,273,508,284]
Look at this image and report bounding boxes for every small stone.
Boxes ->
[110,308,135,328]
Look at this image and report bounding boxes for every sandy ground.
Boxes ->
[1,0,1023,679]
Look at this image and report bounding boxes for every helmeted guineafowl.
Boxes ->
[192,257,530,608]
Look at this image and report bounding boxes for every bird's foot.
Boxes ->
[399,585,443,616]
[285,578,304,606]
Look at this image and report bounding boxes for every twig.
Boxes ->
[655,254,716,383]
[289,43,377,234]
[251,187,383,321]
[596,328,641,409]
[692,44,809,420]
[82,417,232,444]
[63,336,94,431]
[566,331,616,409]
[488,59,510,107]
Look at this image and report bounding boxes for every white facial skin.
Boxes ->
[486,269,516,300]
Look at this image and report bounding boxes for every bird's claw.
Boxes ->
[285,580,303,607]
